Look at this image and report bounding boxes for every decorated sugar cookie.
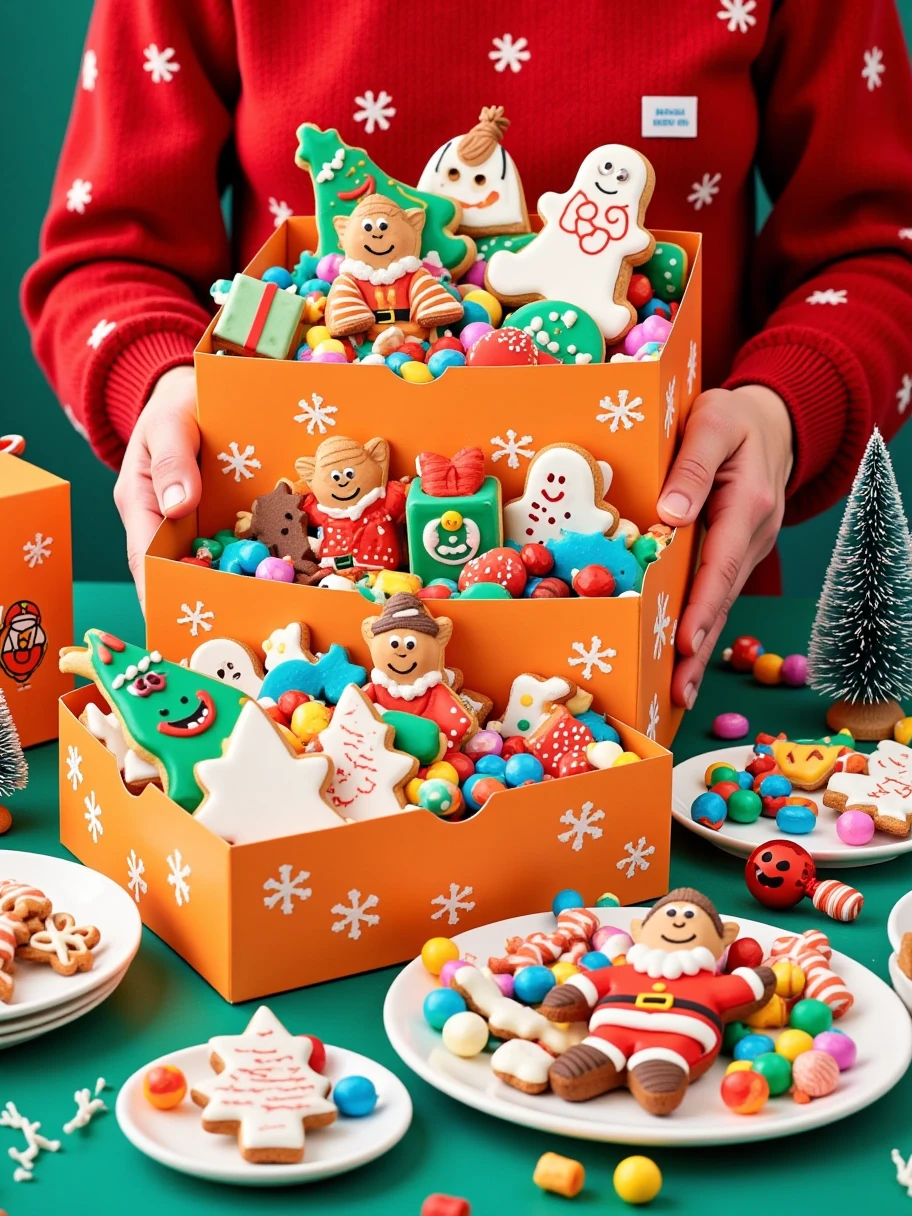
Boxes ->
[506,301,605,365]
[188,638,264,699]
[642,240,688,304]
[194,701,343,844]
[361,593,477,751]
[490,674,573,738]
[259,643,367,707]
[235,481,320,580]
[406,447,503,586]
[262,622,309,672]
[486,145,655,341]
[417,105,531,237]
[504,444,618,547]
[59,631,247,811]
[823,740,912,836]
[191,1006,336,1163]
[295,124,476,278]
[768,734,855,791]
[82,701,160,790]
[318,684,417,821]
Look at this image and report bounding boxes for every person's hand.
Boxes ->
[113,365,200,608]
[657,385,794,709]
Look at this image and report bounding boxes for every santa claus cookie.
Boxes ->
[486,144,655,342]
[823,740,912,836]
[504,444,618,547]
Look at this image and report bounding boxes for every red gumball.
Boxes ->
[458,548,527,596]
[180,554,212,568]
[445,750,476,783]
[746,755,777,778]
[500,736,528,759]
[709,781,740,801]
[472,776,506,805]
[465,328,539,367]
[557,751,593,778]
[725,936,763,971]
[400,339,427,363]
[278,690,311,718]
[427,335,463,356]
[530,577,571,599]
[299,1033,326,1072]
[760,794,788,818]
[572,565,616,598]
[418,585,452,600]
[520,543,553,577]
[627,273,653,309]
[745,840,815,909]
[263,704,289,727]
[726,635,764,672]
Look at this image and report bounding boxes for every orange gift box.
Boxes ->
[59,683,671,1003]
[0,452,72,746]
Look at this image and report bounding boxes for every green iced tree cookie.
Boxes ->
[295,124,475,276]
[642,241,688,303]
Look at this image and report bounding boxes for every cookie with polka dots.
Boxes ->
[505,300,605,365]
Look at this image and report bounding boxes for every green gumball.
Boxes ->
[727,789,763,824]
[722,1021,751,1055]
[751,1052,792,1096]
[789,998,833,1037]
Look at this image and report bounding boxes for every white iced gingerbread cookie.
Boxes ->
[824,740,912,837]
[262,622,310,672]
[486,144,654,340]
[491,673,573,738]
[194,701,343,844]
[191,1006,336,1163]
[188,638,263,698]
[503,444,618,547]
[491,1038,553,1094]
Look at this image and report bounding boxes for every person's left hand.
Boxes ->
[656,384,794,709]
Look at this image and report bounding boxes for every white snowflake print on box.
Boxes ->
[653,592,671,660]
[716,0,756,33]
[166,850,191,907]
[84,791,102,843]
[263,865,312,915]
[177,601,214,637]
[331,890,380,941]
[558,801,605,851]
[664,376,676,438]
[294,393,338,435]
[143,44,181,84]
[491,430,535,470]
[596,390,644,432]
[688,173,720,211]
[65,746,83,791]
[687,339,698,395]
[268,197,294,228]
[353,90,395,135]
[217,442,261,483]
[647,694,660,742]
[431,884,476,926]
[23,533,52,568]
[617,836,656,879]
[126,850,147,903]
[490,33,530,73]
[807,289,846,306]
[862,47,885,91]
[66,179,93,215]
[568,636,617,681]
[897,374,912,415]
[87,319,116,349]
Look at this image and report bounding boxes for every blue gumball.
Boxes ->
[462,773,487,811]
[736,771,754,790]
[450,299,490,333]
[759,774,792,799]
[427,348,467,378]
[386,351,414,376]
[333,1075,378,1118]
[513,965,555,1006]
[776,805,816,834]
[504,753,544,787]
[733,1033,775,1062]
[220,539,271,575]
[638,298,672,321]
[299,276,331,295]
[261,265,294,289]
[423,988,467,1030]
[475,755,507,780]
[572,711,621,745]
[579,951,611,971]
[552,888,585,917]
[428,578,459,593]
[754,743,773,757]
[691,791,727,830]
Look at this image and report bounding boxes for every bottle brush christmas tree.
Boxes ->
[0,687,28,832]
[808,428,912,739]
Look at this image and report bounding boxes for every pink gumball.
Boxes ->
[315,253,343,282]
[439,958,468,988]
[255,556,295,583]
[312,350,348,363]
[459,321,493,351]
[781,654,808,686]
[296,346,313,361]
[591,926,632,958]
[464,730,504,761]
[624,314,672,355]
[462,260,488,288]
[836,809,875,846]
[492,972,514,998]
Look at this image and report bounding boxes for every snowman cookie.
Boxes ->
[506,301,605,365]
[503,444,618,547]
[486,144,655,341]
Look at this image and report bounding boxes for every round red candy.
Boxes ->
[278,690,311,718]
[572,565,616,598]
[427,335,463,356]
[761,795,788,818]
[709,781,740,801]
[728,635,764,672]
[400,340,427,363]
[530,577,571,599]
[263,704,289,727]
[458,548,527,596]
[465,327,539,367]
[472,777,506,805]
[627,273,653,308]
[418,585,452,600]
[746,755,777,778]
[520,543,553,577]
[444,751,475,782]
[500,736,528,759]
[557,751,593,778]
[725,937,763,971]
[299,1033,326,1072]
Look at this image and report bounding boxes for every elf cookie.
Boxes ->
[417,105,531,238]
[823,740,912,836]
[296,123,476,278]
[486,145,655,342]
[324,195,464,342]
[504,444,618,547]
[362,593,477,751]
[318,684,417,822]
[296,436,409,573]
[489,673,573,738]
[506,301,605,365]
[59,631,248,812]
[18,912,100,977]
[188,638,264,699]
[191,1006,336,1163]
[194,701,342,843]
[235,481,320,579]
[766,734,856,791]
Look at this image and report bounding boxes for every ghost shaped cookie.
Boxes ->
[189,638,264,699]
[504,444,618,547]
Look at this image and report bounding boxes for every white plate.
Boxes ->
[116,1042,413,1186]
[0,850,142,1021]
[0,963,127,1036]
[672,747,912,868]
[0,970,125,1049]
[888,890,912,952]
[384,907,912,1147]
[888,955,912,1016]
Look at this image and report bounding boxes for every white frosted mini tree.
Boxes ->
[808,428,912,739]
[0,689,27,799]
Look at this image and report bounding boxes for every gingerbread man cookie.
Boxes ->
[18,912,100,977]
[504,444,618,547]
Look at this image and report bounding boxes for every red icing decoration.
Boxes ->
[528,708,595,778]
[418,447,486,498]
[97,644,113,666]
[157,689,217,737]
[557,750,593,778]
[464,327,539,367]
[97,633,126,652]
[244,280,279,352]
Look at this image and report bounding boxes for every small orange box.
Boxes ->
[59,684,672,1003]
[0,453,72,746]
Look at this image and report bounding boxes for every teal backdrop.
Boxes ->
[4,4,912,590]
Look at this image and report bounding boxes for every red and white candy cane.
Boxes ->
[805,876,864,922]
[768,930,853,1018]
[0,435,25,457]
[0,914,18,972]
[489,908,600,973]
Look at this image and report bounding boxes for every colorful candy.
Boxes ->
[422,937,460,976]
[333,1075,378,1117]
[613,1156,662,1205]
[750,1051,792,1096]
[720,1068,769,1114]
[836,809,876,846]
[513,965,556,1005]
[789,998,833,1037]
[424,989,468,1030]
[775,1028,814,1061]
[534,1152,585,1199]
[733,1033,775,1062]
[143,1065,187,1110]
[814,1030,856,1070]
[552,889,585,917]
[791,1049,839,1099]
[713,712,750,740]
[744,841,864,920]
[441,1011,488,1057]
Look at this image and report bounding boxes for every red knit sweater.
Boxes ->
[22,0,912,536]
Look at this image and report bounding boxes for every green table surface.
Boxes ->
[3,586,911,1216]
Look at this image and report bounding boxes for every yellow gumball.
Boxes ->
[312,338,345,356]
[290,701,333,744]
[427,761,459,785]
[614,1156,662,1205]
[421,936,459,976]
[895,717,912,746]
[772,959,806,999]
[464,289,502,327]
[400,360,434,384]
[551,962,580,984]
[725,1060,753,1075]
[406,777,425,805]
[775,1028,814,1062]
[305,324,332,349]
[612,751,641,767]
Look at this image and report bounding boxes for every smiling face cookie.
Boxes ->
[504,444,618,547]
[188,638,264,699]
[296,436,389,516]
[333,196,424,272]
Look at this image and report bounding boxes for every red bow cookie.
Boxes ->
[559,191,631,256]
[418,447,486,498]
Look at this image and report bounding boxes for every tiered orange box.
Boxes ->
[59,683,671,1003]
[0,452,72,746]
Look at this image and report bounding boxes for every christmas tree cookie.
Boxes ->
[59,630,247,811]
[295,124,476,278]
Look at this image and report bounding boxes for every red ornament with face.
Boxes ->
[745,840,815,909]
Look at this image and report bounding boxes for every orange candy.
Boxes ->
[720,1068,769,1114]
[753,653,784,685]
[143,1064,187,1110]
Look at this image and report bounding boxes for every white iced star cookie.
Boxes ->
[262,622,310,672]
[319,685,417,822]
[503,443,618,547]
[188,638,264,698]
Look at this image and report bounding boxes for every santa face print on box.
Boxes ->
[504,444,618,547]
[486,144,654,341]
[0,600,47,684]
[417,106,530,236]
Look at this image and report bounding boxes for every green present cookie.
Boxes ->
[407,476,503,587]
[213,273,305,359]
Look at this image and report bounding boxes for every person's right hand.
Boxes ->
[113,365,200,609]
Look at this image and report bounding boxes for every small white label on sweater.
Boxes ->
[641,97,698,138]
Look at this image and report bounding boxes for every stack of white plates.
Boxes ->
[1,850,143,1049]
